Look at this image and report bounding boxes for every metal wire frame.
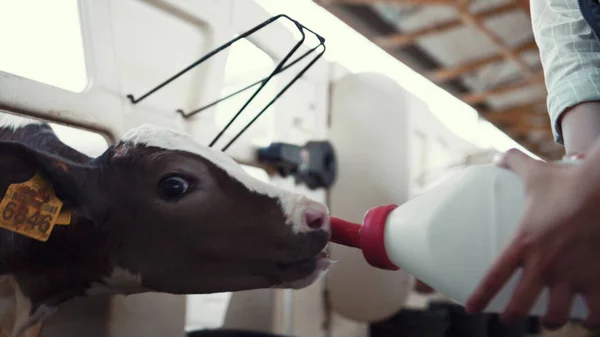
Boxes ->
[126,14,326,152]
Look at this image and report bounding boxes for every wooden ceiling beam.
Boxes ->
[480,99,546,116]
[515,0,531,17]
[456,6,535,81]
[429,39,537,82]
[318,0,549,158]
[487,111,543,124]
[482,103,545,124]
[510,123,551,135]
[461,73,544,104]
[374,2,519,48]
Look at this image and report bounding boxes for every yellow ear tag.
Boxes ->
[0,173,65,242]
[55,208,72,226]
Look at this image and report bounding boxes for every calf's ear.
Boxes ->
[0,141,107,223]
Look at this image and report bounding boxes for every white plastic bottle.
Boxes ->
[330,163,588,319]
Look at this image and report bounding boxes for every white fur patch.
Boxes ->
[0,275,51,337]
[121,124,330,233]
[0,112,43,131]
[0,276,16,337]
[86,267,146,296]
[14,305,55,337]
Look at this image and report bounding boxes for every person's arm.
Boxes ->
[561,102,600,155]
[464,3,600,329]
[531,0,600,154]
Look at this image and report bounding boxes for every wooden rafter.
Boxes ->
[515,0,531,17]
[456,4,534,81]
[374,2,520,48]
[481,99,546,115]
[461,73,543,104]
[428,39,537,82]
[316,0,562,160]
[484,107,545,124]
[510,123,550,135]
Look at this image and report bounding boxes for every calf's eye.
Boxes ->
[158,175,190,201]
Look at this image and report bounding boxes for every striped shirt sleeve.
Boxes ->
[531,0,600,144]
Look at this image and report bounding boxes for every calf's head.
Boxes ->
[0,124,332,298]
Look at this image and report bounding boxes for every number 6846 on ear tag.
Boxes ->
[0,173,65,242]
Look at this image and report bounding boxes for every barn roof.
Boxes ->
[315,0,562,160]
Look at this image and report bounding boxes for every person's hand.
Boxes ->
[465,147,600,330]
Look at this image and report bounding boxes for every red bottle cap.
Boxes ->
[330,204,399,271]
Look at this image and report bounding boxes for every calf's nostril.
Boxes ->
[305,210,326,230]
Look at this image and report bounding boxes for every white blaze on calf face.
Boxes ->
[121,124,330,233]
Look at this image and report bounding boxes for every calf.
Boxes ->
[0,113,332,337]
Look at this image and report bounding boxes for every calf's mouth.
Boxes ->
[272,245,332,289]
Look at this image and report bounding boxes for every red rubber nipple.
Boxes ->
[330,217,362,248]
[328,205,400,271]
